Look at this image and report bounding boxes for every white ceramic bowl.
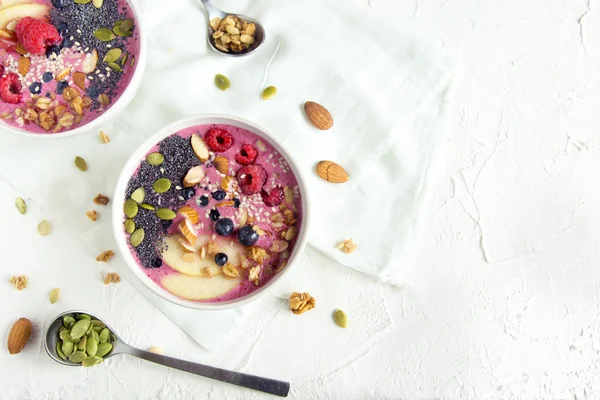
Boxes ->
[112,115,310,310]
[1,0,146,139]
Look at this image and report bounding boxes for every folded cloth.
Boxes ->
[0,0,455,348]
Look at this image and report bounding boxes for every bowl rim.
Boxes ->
[0,0,147,139]
[112,114,310,311]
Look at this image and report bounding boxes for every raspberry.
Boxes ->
[15,17,60,55]
[0,73,22,104]
[205,128,234,152]
[237,164,267,195]
[235,143,258,165]
[261,187,284,207]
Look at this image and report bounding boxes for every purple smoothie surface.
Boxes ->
[123,124,303,303]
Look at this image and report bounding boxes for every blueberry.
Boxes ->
[151,258,162,268]
[181,187,196,200]
[45,45,61,58]
[56,80,68,95]
[29,82,41,94]
[237,225,259,246]
[198,195,209,207]
[212,190,226,201]
[214,253,228,267]
[233,198,241,208]
[161,219,173,230]
[88,85,100,99]
[61,37,74,49]
[42,72,53,82]
[209,209,220,221]
[215,218,234,236]
[51,0,69,8]
[56,22,68,33]
[45,92,51,98]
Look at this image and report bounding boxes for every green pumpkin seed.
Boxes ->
[121,53,128,66]
[69,351,87,362]
[60,329,76,343]
[70,319,90,339]
[155,208,176,221]
[91,320,106,328]
[140,203,155,211]
[74,0,91,3]
[77,334,87,350]
[59,325,66,333]
[86,337,98,356]
[113,25,132,37]
[56,341,67,360]
[49,288,60,304]
[91,329,100,342]
[124,199,138,218]
[92,326,103,334]
[94,28,116,42]
[37,220,51,236]
[82,356,103,367]
[215,74,230,91]
[15,197,26,215]
[92,0,102,7]
[333,309,348,328]
[76,314,91,320]
[120,18,134,32]
[130,55,135,67]
[114,19,124,27]
[74,156,88,171]
[146,152,164,166]
[96,342,112,357]
[68,321,75,329]
[262,86,277,100]
[103,48,122,63]
[99,328,109,343]
[110,333,117,342]
[63,316,76,328]
[86,323,93,335]
[131,187,145,203]
[124,219,135,234]
[107,62,122,72]
[153,178,171,193]
[130,228,145,247]
[62,340,74,357]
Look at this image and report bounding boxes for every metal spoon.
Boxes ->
[44,310,290,397]
[199,0,266,56]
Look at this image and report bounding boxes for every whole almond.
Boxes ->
[191,134,209,161]
[213,156,229,174]
[304,101,333,130]
[316,161,349,183]
[7,318,32,354]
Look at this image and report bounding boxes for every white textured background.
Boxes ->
[1,0,598,398]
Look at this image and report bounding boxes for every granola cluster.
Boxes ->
[209,15,257,53]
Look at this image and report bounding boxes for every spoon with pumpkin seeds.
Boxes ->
[45,310,290,397]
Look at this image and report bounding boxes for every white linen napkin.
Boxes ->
[0,0,455,348]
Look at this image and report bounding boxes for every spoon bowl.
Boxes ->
[45,311,290,397]
[199,0,266,56]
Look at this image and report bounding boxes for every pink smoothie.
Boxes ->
[0,0,140,134]
[123,123,303,303]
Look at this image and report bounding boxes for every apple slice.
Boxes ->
[161,273,241,301]
[0,0,30,11]
[161,234,245,277]
[0,4,50,30]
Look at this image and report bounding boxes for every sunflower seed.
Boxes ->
[15,197,26,214]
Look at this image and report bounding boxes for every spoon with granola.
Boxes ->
[199,0,266,56]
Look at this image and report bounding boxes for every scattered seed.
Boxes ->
[146,152,164,166]
[262,86,277,100]
[333,309,348,328]
[99,131,110,143]
[74,156,88,171]
[215,74,231,91]
[15,197,26,215]
[49,288,61,304]
[37,220,51,236]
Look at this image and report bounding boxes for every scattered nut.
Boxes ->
[103,272,121,284]
[7,318,32,354]
[210,15,256,53]
[147,346,163,354]
[94,194,110,205]
[289,292,316,315]
[304,101,334,130]
[337,238,357,254]
[9,275,28,290]
[316,161,349,183]
[96,250,115,262]
[86,210,98,221]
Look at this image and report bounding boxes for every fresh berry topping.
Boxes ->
[261,187,284,207]
[56,80,68,95]
[29,82,41,95]
[215,253,228,267]
[233,198,241,208]
[161,219,173,230]
[51,0,69,8]
[209,209,220,221]
[15,17,61,55]
[56,22,68,33]
[237,225,259,247]
[212,190,226,201]
[235,143,258,165]
[0,65,4,76]
[181,187,196,200]
[215,218,234,236]
[42,72,53,82]
[45,44,60,58]
[198,195,209,207]
[88,85,100,99]
[237,164,267,195]
[204,128,233,152]
[151,257,162,268]
[0,73,22,104]
[61,36,74,49]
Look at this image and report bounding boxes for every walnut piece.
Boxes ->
[96,250,114,262]
[86,210,98,221]
[247,246,268,263]
[289,292,316,315]
[103,272,121,284]
[337,238,358,254]
[9,275,28,290]
[93,193,109,205]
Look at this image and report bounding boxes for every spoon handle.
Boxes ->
[127,347,290,397]
[198,0,222,17]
